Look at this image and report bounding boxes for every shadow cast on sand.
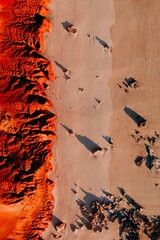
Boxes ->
[74,187,160,238]
[60,123,72,132]
[95,36,109,48]
[76,134,102,153]
[55,61,67,72]
[61,21,73,31]
[145,144,157,169]
[74,188,110,232]
[52,215,63,229]
[124,107,147,127]
[77,188,106,207]
[102,135,113,144]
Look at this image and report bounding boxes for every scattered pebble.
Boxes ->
[79,87,84,92]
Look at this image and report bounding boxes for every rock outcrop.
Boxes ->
[0,0,55,239]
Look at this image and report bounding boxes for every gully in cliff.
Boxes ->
[0,0,55,239]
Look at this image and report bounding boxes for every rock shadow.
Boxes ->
[124,107,147,127]
[102,135,113,145]
[61,21,73,31]
[145,144,155,169]
[76,134,102,153]
[60,123,72,133]
[95,36,110,48]
[76,188,110,231]
[55,61,67,72]
[52,215,63,229]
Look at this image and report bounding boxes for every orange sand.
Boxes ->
[0,0,55,239]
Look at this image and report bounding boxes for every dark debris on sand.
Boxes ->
[76,190,160,240]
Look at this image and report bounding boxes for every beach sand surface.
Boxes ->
[43,0,116,239]
[43,0,160,239]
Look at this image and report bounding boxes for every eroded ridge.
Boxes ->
[0,0,55,239]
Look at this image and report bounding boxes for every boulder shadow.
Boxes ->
[95,36,110,49]
[125,77,137,87]
[52,215,63,229]
[61,21,73,31]
[76,134,102,153]
[76,188,110,230]
[60,123,72,132]
[55,61,67,72]
[124,107,147,127]
[145,144,156,169]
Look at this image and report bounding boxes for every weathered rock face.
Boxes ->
[0,0,55,239]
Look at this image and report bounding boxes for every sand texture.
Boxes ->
[43,0,160,239]
[109,0,160,213]
[43,0,116,239]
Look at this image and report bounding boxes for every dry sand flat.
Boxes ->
[43,0,116,239]
[43,0,160,239]
[110,0,160,214]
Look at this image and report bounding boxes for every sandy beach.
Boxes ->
[41,0,160,239]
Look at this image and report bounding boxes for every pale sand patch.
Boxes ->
[43,0,115,239]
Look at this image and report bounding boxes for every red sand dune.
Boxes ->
[0,0,55,239]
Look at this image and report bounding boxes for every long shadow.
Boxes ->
[95,36,109,48]
[75,188,160,238]
[70,223,78,232]
[124,107,147,127]
[76,188,111,231]
[117,187,125,196]
[60,123,72,133]
[145,144,156,169]
[95,98,101,104]
[125,195,142,210]
[52,215,62,229]
[61,21,73,31]
[102,189,113,197]
[77,188,111,211]
[76,134,102,153]
[117,186,142,210]
[55,61,67,72]
[79,188,103,207]
[76,215,91,229]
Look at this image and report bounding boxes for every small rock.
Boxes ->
[139,120,147,128]
[67,26,78,36]
[134,156,144,166]
[79,87,84,92]
[151,158,160,174]
[68,129,75,136]
[55,222,66,232]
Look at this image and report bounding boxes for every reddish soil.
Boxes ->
[0,0,55,239]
